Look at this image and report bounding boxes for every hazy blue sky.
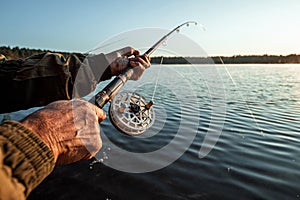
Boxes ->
[1,0,300,56]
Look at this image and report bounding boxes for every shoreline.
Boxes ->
[1,46,300,64]
[150,55,300,64]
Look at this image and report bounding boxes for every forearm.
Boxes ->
[70,53,112,98]
[0,52,111,113]
[0,120,55,198]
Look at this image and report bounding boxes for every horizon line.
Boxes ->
[1,45,299,58]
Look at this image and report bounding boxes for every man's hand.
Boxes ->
[105,46,151,80]
[21,100,106,165]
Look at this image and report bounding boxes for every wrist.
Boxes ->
[87,53,112,81]
[21,120,59,162]
[0,120,55,194]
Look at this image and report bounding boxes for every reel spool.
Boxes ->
[109,91,155,136]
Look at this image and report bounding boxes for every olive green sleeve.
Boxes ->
[0,120,55,199]
[0,52,111,113]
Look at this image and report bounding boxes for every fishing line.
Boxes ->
[151,56,163,102]
[219,56,264,135]
[219,57,236,85]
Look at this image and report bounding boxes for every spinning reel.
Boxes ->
[95,21,197,135]
[109,91,154,135]
[95,63,155,136]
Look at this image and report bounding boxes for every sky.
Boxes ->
[1,0,300,56]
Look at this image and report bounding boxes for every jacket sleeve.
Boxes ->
[0,52,111,113]
[0,120,55,199]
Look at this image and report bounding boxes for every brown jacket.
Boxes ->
[0,52,111,113]
[0,52,111,199]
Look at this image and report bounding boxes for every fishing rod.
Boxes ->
[95,21,197,135]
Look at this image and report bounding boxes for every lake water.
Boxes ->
[9,64,299,200]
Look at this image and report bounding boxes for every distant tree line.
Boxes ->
[151,54,300,64]
[0,46,71,60]
[1,46,300,64]
[215,54,300,64]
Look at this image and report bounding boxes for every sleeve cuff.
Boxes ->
[86,53,112,82]
[0,120,55,196]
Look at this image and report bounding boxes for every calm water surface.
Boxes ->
[16,64,300,199]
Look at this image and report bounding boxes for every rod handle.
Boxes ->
[95,66,134,108]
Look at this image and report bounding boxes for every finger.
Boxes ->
[143,54,151,65]
[121,47,140,57]
[129,60,139,67]
[140,54,150,62]
[94,106,106,122]
[136,55,150,65]
[130,57,150,69]
[140,56,151,68]
[133,50,140,56]
[130,64,145,80]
